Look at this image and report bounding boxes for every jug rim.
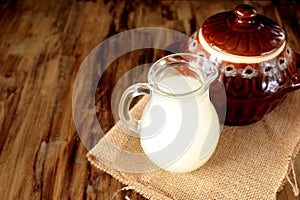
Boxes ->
[148,53,218,98]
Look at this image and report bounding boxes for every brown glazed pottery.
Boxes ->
[185,4,300,125]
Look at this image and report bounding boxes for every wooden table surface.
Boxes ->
[1,0,300,199]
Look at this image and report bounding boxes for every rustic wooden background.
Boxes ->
[1,0,300,199]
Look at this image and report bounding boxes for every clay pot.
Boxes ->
[184,4,300,125]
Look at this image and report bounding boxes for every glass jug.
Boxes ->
[119,53,221,173]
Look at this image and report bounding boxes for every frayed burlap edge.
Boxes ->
[278,139,300,196]
[86,153,173,200]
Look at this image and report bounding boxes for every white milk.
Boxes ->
[139,75,220,173]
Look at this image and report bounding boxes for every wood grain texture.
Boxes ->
[0,0,299,199]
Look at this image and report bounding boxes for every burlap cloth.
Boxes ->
[87,91,300,200]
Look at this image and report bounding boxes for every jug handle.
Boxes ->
[118,83,150,134]
[291,52,300,91]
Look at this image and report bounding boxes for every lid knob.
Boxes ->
[234,4,257,23]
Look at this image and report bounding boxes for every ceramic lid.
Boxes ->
[200,4,286,56]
